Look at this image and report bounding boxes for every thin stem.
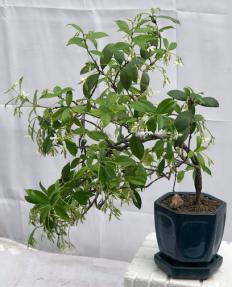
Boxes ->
[172,171,177,193]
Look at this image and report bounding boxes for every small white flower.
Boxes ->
[80,77,86,82]
[138,131,153,136]
[127,55,132,61]
[50,135,58,141]
[175,58,184,67]
[20,91,28,101]
[149,47,156,52]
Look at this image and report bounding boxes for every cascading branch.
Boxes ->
[6,8,219,248]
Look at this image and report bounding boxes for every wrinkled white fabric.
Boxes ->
[0,237,128,287]
[0,0,231,261]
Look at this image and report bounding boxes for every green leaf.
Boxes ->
[54,205,70,220]
[75,167,87,180]
[194,114,205,122]
[74,127,88,135]
[74,190,91,205]
[167,90,187,101]
[132,190,142,209]
[129,135,144,160]
[88,130,107,141]
[196,136,202,150]
[61,163,71,180]
[115,20,130,33]
[120,67,132,90]
[83,73,99,98]
[40,91,57,99]
[68,24,83,33]
[88,31,108,39]
[166,142,174,161]
[67,37,85,48]
[100,44,114,67]
[99,163,116,184]
[140,72,150,92]
[146,117,157,132]
[163,38,169,49]
[47,183,56,195]
[199,97,219,107]
[120,63,138,90]
[70,158,80,169]
[114,50,125,64]
[159,25,175,32]
[52,108,65,121]
[142,150,154,166]
[130,99,155,113]
[168,42,177,50]
[156,98,176,114]
[202,165,212,176]
[114,42,130,50]
[90,50,103,57]
[61,108,72,122]
[101,112,111,127]
[42,136,53,154]
[188,150,195,158]
[65,91,73,106]
[197,153,205,168]
[125,164,147,186]
[157,159,165,175]
[53,86,63,95]
[27,228,37,247]
[39,205,51,223]
[175,111,192,132]
[72,105,87,114]
[98,165,108,184]
[80,62,96,74]
[140,49,150,59]
[131,57,145,68]
[133,35,153,48]
[175,128,189,145]
[25,189,49,205]
[177,170,185,183]
[115,155,136,167]
[39,182,47,193]
[65,139,78,156]
[130,63,138,82]
[157,15,180,24]
[157,115,165,131]
[153,140,164,159]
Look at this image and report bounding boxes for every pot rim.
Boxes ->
[155,192,226,216]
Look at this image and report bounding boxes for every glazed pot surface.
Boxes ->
[154,192,226,263]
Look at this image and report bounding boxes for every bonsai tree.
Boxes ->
[6,8,219,248]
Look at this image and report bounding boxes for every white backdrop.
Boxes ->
[0,0,231,262]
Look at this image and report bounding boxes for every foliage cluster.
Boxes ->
[6,9,219,248]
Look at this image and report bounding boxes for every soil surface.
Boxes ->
[162,193,221,213]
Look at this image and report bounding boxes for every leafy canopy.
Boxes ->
[6,8,219,248]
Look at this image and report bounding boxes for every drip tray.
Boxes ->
[154,252,223,280]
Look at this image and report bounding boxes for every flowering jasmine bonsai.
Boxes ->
[6,8,219,248]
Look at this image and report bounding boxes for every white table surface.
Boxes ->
[0,237,128,287]
[124,233,232,287]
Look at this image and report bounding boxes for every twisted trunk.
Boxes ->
[192,157,202,205]
[183,144,202,205]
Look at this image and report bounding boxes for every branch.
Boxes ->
[144,173,168,188]
[81,191,99,217]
